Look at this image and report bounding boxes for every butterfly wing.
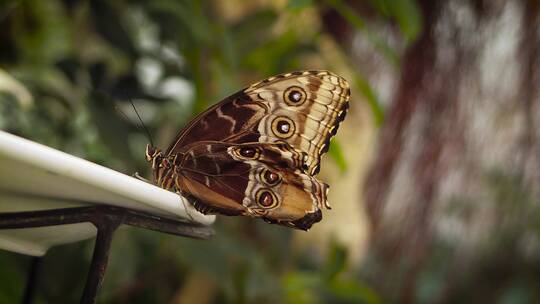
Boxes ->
[166,70,350,175]
[148,70,350,229]
[174,141,327,230]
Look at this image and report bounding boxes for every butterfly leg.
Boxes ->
[133,172,152,183]
[177,192,203,222]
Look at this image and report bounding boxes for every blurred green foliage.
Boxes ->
[0,0,421,302]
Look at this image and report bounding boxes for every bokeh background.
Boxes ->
[1,0,540,303]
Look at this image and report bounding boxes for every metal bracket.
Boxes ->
[0,206,214,304]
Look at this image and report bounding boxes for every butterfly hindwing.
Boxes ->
[174,141,327,230]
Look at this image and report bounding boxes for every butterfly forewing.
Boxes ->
[164,92,263,154]
[166,71,350,175]
[244,71,350,175]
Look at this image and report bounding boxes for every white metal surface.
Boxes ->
[0,130,214,256]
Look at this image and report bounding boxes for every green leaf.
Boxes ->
[325,0,399,67]
[328,139,347,173]
[366,0,422,43]
[321,241,348,280]
[384,0,422,42]
[287,0,313,12]
[230,9,279,60]
[148,0,213,45]
[0,253,24,304]
[244,30,316,76]
[353,72,385,126]
[327,278,382,304]
[283,272,321,304]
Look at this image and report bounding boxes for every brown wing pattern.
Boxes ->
[146,70,350,230]
[174,142,327,230]
[166,70,350,175]
[243,70,350,175]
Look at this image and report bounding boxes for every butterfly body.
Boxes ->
[146,70,350,230]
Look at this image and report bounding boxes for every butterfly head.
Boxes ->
[146,144,164,171]
[146,145,182,191]
[145,144,161,163]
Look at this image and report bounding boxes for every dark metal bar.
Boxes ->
[80,213,121,304]
[21,256,42,304]
[123,209,214,239]
[0,206,214,304]
[0,207,97,229]
[0,206,214,238]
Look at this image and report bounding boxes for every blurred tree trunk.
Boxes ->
[364,0,540,302]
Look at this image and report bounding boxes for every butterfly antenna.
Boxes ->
[128,98,155,148]
[94,87,156,148]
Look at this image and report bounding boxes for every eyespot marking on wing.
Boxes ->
[271,116,295,139]
[256,189,279,209]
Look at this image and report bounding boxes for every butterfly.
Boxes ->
[145,70,350,230]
